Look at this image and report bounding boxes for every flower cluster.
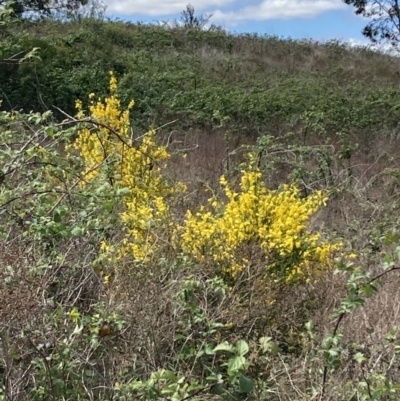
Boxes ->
[74,73,135,184]
[74,72,178,262]
[179,168,341,284]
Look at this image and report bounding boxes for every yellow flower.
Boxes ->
[72,71,184,287]
[178,168,341,285]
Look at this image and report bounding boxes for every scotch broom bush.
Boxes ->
[178,157,341,286]
[71,72,341,303]
[73,72,182,267]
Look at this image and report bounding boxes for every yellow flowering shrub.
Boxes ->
[179,167,341,285]
[71,72,339,293]
[73,72,179,262]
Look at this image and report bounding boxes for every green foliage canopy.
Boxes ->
[0,0,89,18]
[343,0,400,46]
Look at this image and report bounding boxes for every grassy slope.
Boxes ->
[4,18,400,189]
[3,18,400,134]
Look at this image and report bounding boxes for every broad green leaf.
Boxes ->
[239,375,254,394]
[213,341,234,353]
[227,355,246,373]
[236,340,249,356]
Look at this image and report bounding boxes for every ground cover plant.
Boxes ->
[4,3,400,400]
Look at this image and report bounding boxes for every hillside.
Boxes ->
[3,18,400,130]
[2,15,400,400]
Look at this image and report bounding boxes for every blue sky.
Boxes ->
[103,0,369,45]
[227,9,366,42]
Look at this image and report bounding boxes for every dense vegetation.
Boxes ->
[3,4,400,400]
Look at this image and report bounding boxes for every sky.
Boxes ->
[101,0,370,46]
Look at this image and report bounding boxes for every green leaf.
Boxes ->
[213,341,234,353]
[259,336,279,354]
[45,127,55,137]
[206,373,223,383]
[236,340,249,356]
[210,384,224,395]
[163,370,178,381]
[187,383,204,392]
[53,212,61,223]
[353,352,366,364]
[227,355,246,373]
[69,307,80,323]
[204,343,215,355]
[20,47,41,63]
[239,375,254,394]
[71,226,84,237]
[384,231,400,246]
[72,321,83,335]
[359,283,377,298]
[126,381,146,390]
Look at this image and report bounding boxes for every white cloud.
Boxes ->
[105,0,234,16]
[212,0,346,23]
[104,0,346,19]
[345,37,400,56]
[346,37,370,47]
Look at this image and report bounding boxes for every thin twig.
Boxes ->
[53,106,131,148]
[319,266,400,400]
